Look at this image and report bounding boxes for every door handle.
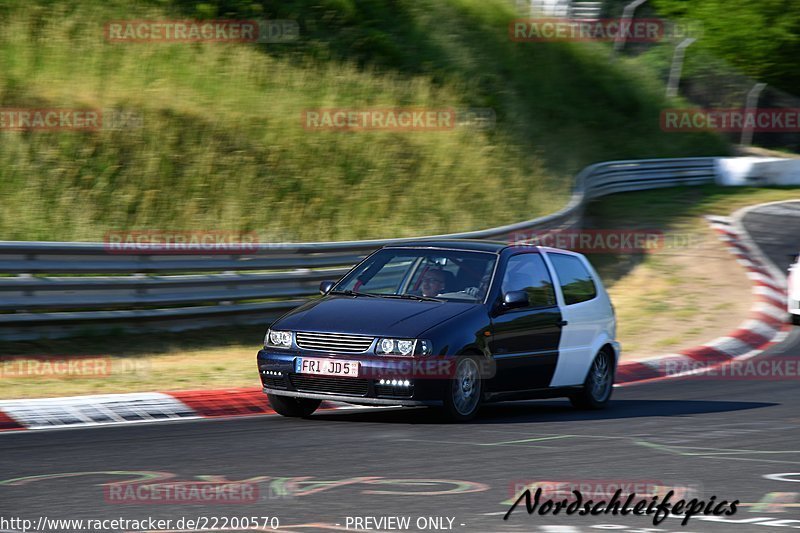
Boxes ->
[557,320,568,327]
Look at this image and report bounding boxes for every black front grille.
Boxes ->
[375,384,414,398]
[289,374,369,396]
[261,376,287,389]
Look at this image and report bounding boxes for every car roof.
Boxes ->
[383,239,511,253]
[382,240,591,259]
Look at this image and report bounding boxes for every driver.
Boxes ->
[419,269,446,297]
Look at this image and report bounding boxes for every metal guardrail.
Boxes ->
[0,157,717,339]
[522,0,603,19]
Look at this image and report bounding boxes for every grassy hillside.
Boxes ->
[0,0,728,242]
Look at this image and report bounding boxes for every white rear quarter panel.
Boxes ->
[541,250,616,387]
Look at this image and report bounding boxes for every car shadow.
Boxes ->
[309,398,776,425]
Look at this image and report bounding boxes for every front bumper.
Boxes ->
[257,349,446,406]
[261,387,441,407]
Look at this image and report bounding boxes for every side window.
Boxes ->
[548,253,597,305]
[501,254,556,308]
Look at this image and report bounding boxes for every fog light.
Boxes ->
[378,378,412,387]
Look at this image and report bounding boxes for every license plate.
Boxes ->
[295,357,359,378]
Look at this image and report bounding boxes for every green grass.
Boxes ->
[0,0,727,242]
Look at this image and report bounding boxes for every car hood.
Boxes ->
[273,295,478,338]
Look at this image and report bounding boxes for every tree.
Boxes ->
[652,0,800,94]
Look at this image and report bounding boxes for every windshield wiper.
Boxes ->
[329,289,380,298]
[390,293,444,303]
[330,290,442,302]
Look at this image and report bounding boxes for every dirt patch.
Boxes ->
[606,227,752,359]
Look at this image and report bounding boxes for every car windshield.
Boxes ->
[334,248,497,303]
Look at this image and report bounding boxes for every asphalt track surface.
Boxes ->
[2,203,800,533]
[740,200,800,272]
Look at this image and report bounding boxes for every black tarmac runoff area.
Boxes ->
[2,205,800,533]
[740,199,800,272]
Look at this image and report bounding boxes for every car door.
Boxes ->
[543,251,606,387]
[488,252,565,392]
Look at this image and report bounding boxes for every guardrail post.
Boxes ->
[611,0,648,58]
[740,83,767,147]
[665,38,696,98]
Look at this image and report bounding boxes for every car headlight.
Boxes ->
[376,338,433,356]
[265,329,293,349]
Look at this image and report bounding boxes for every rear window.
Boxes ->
[548,253,597,305]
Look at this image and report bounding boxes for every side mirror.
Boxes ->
[501,290,528,310]
[319,281,336,295]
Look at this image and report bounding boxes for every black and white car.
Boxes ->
[258,240,620,421]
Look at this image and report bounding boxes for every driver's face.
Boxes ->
[420,272,445,297]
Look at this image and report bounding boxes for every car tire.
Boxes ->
[440,356,483,422]
[569,349,614,410]
[267,394,321,418]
